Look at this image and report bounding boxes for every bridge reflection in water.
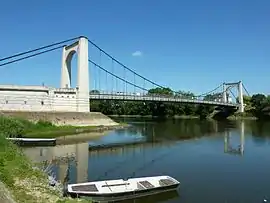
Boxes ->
[22,120,246,190]
[23,142,89,183]
[224,121,245,156]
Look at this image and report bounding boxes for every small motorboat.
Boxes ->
[67,175,180,202]
[6,137,56,146]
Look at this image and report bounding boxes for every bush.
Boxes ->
[0,116,26,137]
[0,133,31,186]
[36,120,54,128]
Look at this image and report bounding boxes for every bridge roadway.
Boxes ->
[89,93,238,107]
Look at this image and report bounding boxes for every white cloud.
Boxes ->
[132,51,143,57]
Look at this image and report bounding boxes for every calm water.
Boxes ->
[23,118,270,203]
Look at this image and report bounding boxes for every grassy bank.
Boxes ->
[227,112,258,120]
[0,115,124,139]
[0,133,90,203]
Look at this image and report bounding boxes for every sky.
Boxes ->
[0,0,269,95]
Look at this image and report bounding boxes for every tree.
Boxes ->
[175,91,195,99]
[251,94,266,110]
[90,90,100,94]
[148,87,173,96]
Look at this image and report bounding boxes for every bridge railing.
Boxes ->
[89,90,237,105]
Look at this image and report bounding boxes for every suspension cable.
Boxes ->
[111,59,114,94]
[89,59,148,92]
[88,39,224,99]
[0,37,79,62]
[99,51,102,91]
[0,45,65,67]
[88,39,166,90]
[242,83,250,96]
[228,89,237,100]
[196,83,223,97]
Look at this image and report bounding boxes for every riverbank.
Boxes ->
[0,113,126,139]
[0,111,118,126]
[25,123,127,139]
[109,114,199,119]
[109,114,258,120]
[0,134,90,203]
[227,112,258,120]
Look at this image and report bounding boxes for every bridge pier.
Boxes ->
[61,37,90,112]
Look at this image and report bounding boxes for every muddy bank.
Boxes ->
[0,111,118,126]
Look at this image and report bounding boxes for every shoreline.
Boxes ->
[109,114,258,120]
[55,124,128,145]
[109,115,200,119]
[24,123,128,139]
[0,135,91,203]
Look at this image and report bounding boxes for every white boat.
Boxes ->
[67,175,180,202]
[6,137,56,146]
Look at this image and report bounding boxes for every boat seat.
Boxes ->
[71,184,99,192]
[101,182,130,187]
[138,181,155,189]
[136,182,145,190]
[159,178,175,187]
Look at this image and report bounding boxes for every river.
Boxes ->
[23,118,270,203]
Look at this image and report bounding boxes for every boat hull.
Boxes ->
[6,138,56,147]
[69,183,179,202]
[67,175,180,202]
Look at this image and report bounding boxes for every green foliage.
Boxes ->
[36,120,54,128]
[0,116,26,137]
[0,121,92,202]
[148,87,174,96]
[91,88,215,118]
[0,133,32,185]
[0,115,103,138]
[91,88,270,120]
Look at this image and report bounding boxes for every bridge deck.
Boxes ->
[89,94,238,107]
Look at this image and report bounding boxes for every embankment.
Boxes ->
[0,134,90,203]
[0,111,118,126]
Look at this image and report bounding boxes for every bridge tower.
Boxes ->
[61,36,90,112]
[222,81,244,113]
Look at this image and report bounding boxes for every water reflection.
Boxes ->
[114,190,179,203]
[24,120,247,181]
[116,118,238,142]
[22,119,270,203]
[24,142,89,183]
[224,121,245,156]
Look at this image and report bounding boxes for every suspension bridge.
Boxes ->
[0,36,250,113]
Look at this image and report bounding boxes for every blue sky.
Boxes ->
[0,0,269,95]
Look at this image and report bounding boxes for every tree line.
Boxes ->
[90,88,270,119]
